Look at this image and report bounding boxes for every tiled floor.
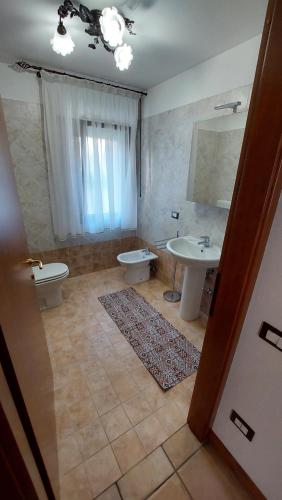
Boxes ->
[42,267,250,500]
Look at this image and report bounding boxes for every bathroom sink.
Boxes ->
[167,236,221,268]
[166,236,221,321]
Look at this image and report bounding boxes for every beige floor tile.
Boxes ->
[178,446,251,500]
[105,360,129,381]
[58,435,82,476]
[162,424,202,468]
[53,347,77,367]
[135,414,168,454]
[155,401,186,436]
[77,420,108,459]
[101,405,132,441]
[55,404,75,439]
[69,397,99,429]
[111,373,139,402]
[171,390,193,419]
[131,365,155,390]
[122,352,144,370]
[85,445,121,498]
[111,429,146,474]
[144,382,169,411]
[93,384,120,416]
[118,447,174,500]
[54,363,83,389]
[57,377,91,407]
[114,341,135,357]
[123,393,153,425]
[96,484,121,500]
[148,474,190,500]
[87,367,112,393]
[60,464,92,500]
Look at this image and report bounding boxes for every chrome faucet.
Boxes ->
[143,247,150,255]
[198,236,211,248]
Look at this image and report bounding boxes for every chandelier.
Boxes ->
[50,1,135,71]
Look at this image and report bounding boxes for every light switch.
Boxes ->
[240,424,249,436]
[277,338,282,349]
[234,417,242,429]
[266,330,280,344]
[259,321,282,352]
[230,410,255,441]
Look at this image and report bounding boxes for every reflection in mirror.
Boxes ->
[187,110,248,209]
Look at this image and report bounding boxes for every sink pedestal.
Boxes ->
[180,267,206,321]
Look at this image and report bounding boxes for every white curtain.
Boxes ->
[41,72,138,240]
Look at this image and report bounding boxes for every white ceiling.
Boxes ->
[0,0,267,90]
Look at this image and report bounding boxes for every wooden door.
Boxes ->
[188,0,282,441]
[0,98,58,498]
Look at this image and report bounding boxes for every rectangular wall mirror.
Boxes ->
[187,109,248,209]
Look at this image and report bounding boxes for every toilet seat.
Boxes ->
[32,263,69,285]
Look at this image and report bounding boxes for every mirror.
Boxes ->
[187,110,248,209]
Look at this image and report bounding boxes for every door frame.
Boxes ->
[188,0,282,441]
[0,403,39,500]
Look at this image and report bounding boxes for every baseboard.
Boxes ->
[209,431,266,500]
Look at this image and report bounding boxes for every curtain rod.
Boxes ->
[14,61,147,97]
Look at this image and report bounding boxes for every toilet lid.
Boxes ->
[32,263,69,284]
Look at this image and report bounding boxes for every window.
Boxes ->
[81,121,135,234]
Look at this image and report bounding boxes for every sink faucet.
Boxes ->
[143,248,150,255]
[198,236,211,248]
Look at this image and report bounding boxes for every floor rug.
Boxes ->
[98,287,200,390]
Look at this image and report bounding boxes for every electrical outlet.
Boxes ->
[259,321,282,352]
[230,410,255,441]
[171,210,179,219]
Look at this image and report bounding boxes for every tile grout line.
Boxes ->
[143,470,176,500]
[59,414,195,484]
[175,470,194,500]
[115,480,123,500]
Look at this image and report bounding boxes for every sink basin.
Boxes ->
[167,236,221,268]
[166,236,221,321]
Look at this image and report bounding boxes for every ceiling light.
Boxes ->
[52,1,135,71]
[100,7,125,48]
[114,44,133,71]
[50,21,75,56]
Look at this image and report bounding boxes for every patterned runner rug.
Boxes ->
[98,287,200,390]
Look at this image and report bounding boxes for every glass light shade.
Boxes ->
[114,43,133,71]
[50,30,75,56]
[100,7,125,48]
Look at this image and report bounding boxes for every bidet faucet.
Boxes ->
[198,236,211,248]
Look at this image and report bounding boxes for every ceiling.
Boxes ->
[0,0,267,90]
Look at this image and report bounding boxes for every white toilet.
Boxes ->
[32,263,69,310]
[117,249,158,284]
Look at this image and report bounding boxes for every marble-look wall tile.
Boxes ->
[2,98,55,251]
[31,237,138,278]
[138,84,252,248]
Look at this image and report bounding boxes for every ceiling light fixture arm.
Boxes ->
[56,0,135,53]
[51,1,135,70]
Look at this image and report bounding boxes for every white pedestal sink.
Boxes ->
[167,236,221,321]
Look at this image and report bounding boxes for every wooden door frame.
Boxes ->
[0,403,39,500]
[0,326,55,500]
[188,0,282,441]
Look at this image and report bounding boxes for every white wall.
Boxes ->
[0,34,261,115]
[0,62,40,103]
[213,193,282,500]
[143,35,261,118]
